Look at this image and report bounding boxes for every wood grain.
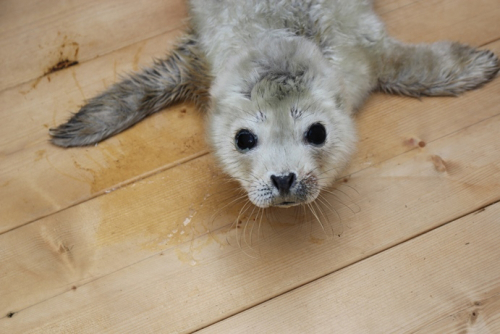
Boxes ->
[2,92,500,333]
[0,29,205,232]
[0,0,187,91]
[1,0,500,333]
[1,37,498,320]
[199,202,500,333]
[1,1,499,233]
[374,0,419,15]
[383,0,500,44]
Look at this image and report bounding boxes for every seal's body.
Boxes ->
[50,0,499,208]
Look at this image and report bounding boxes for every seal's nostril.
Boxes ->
[271,175,279,189]
[288,173,296,188]
[270,173,296,194]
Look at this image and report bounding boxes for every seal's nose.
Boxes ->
[271,173,296,194]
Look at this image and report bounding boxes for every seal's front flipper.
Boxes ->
[375,39,499,97]
[50,33,211,147]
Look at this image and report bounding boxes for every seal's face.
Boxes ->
[209,79,357,208]
[208,37,357,208]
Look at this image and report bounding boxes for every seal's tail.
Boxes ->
[50,32,211,147]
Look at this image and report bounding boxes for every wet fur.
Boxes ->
[50,0,499,207]
[50,33,211,147]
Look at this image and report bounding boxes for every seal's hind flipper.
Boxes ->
[50,33,211,147]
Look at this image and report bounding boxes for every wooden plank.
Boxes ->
[1,0,499,330]
[1,2,500,232]
[414,294,500,333]
[0,155,228,318]
[415,294,500,334]
[1,36,499,317]
[374,0,419,15]
[383,0,500,44]
[0,29,206,233]
[2,92,500,332]
[199,202,500,334]
[0,0,187,91]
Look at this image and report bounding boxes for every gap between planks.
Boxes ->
[0,149,210,236]
[0,23,188,95]
[0,0,189,92]
[198,201,500,333]
[2,101,500,332]
[0,0,500,330]
[196,198,500,333]
[2,36,499,233]
[2,0,499,234]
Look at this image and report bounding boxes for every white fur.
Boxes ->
[194,1,368,207]
[51,0,499,207]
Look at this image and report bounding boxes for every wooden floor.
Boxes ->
[1,0,500,333]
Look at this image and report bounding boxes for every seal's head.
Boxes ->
[208,37,357,208]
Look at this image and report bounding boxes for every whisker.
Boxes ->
[313,200,333,235]
[321,188,361,214]
[316,195,341,221]
[317,195,344,237]
[250,207,263,246]
[210,194,249,224]
[307,203,326,236]
[228,200,252,247]
[243,204,258,250]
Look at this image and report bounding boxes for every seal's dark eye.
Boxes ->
[306,123,327,146]
[235,129,257,152]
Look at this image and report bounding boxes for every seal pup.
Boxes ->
[50,0,499,209]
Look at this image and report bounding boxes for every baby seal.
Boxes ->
[50,0,499,208]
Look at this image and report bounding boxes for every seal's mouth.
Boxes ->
[274,201,298,208]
